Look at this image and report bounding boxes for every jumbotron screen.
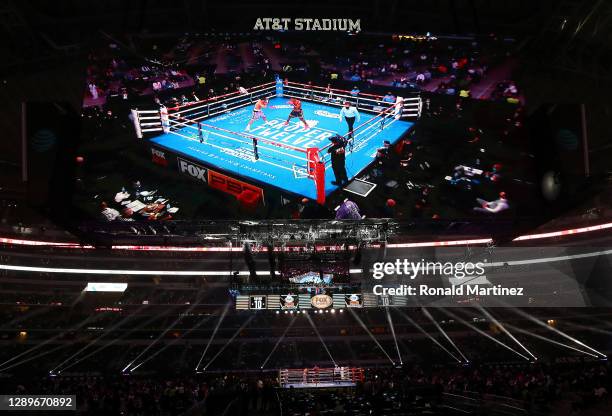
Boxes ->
[280,252,350,284]
[50,11,584,227]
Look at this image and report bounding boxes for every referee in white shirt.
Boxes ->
[339,101,360,140]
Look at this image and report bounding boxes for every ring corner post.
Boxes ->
[160,106,170,133]
[275,75,284,98]
[315,161,326,205]
[131,108,143,139]
[307,147,326,205]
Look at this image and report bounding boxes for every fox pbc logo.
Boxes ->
[311,294,333,309]
[178,158,207,184]
[151,148,168,167]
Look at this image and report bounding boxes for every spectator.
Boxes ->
[100,201,120,222]
[335,199,362,220]
[382,92,395,103]
[299,198,328,219]
[327,135,349,186]
[88,82,98,99]
[473,191,509,214]
[382,199,396,218]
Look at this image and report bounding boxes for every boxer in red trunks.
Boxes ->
[283,97,309,130]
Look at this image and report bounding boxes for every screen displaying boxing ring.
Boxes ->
[132,80,420,204]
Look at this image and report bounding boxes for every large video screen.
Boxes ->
[70,27,572,226]
[280,250,350,284]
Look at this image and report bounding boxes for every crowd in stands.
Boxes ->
[6,373,278,416]
[85,45,194,107]
[2,360,608,415]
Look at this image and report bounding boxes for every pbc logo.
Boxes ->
[208,170,264,200]
[178,158,207,184]
[151,148,168,167]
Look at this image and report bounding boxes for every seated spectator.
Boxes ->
[374,141,399,178]
[382,92,395,103]
[100,201,120,222]
[88,82,98,99]
[382,199,396,218]
[119,208,135,222]
[484,164,502,182]
[459,88,471,98]
[504,82,518,96]
[473,192,509,214]
[336,199,362,220]
[299,198,328,219]
[350,86,360,96]
[415,73,425,84]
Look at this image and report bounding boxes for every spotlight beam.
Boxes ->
[195,302,230,371]
[261,316,297,369]
[0,344,71,373]
[202,315,255,371]
[393,308,461,363]
[508,307,607,358]
[304,312,338,367]
[347,307,395,365]
[385,307,403,365]
[422,308,469,362]
[504,323,599,358]
[0,306,53,330]
[476,307,537,361]
[440,309,531,361]
[123,293,208,373]
[59,305,179,373]
[129,311,218,373]
[51,304,151,374]
[0,314,100,369]
[563,321,612,336]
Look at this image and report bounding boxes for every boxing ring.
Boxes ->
[279,367,365,388]
[131,80,420,204]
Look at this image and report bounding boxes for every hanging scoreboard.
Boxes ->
[235,292,404,310]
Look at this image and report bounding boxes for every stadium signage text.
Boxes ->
[253,18,361,32]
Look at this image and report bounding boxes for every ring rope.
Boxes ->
[167,82,276,112]
[167,128,300,174]
[169,113,309,154]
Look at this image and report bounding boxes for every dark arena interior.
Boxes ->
[0,1,612,415]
